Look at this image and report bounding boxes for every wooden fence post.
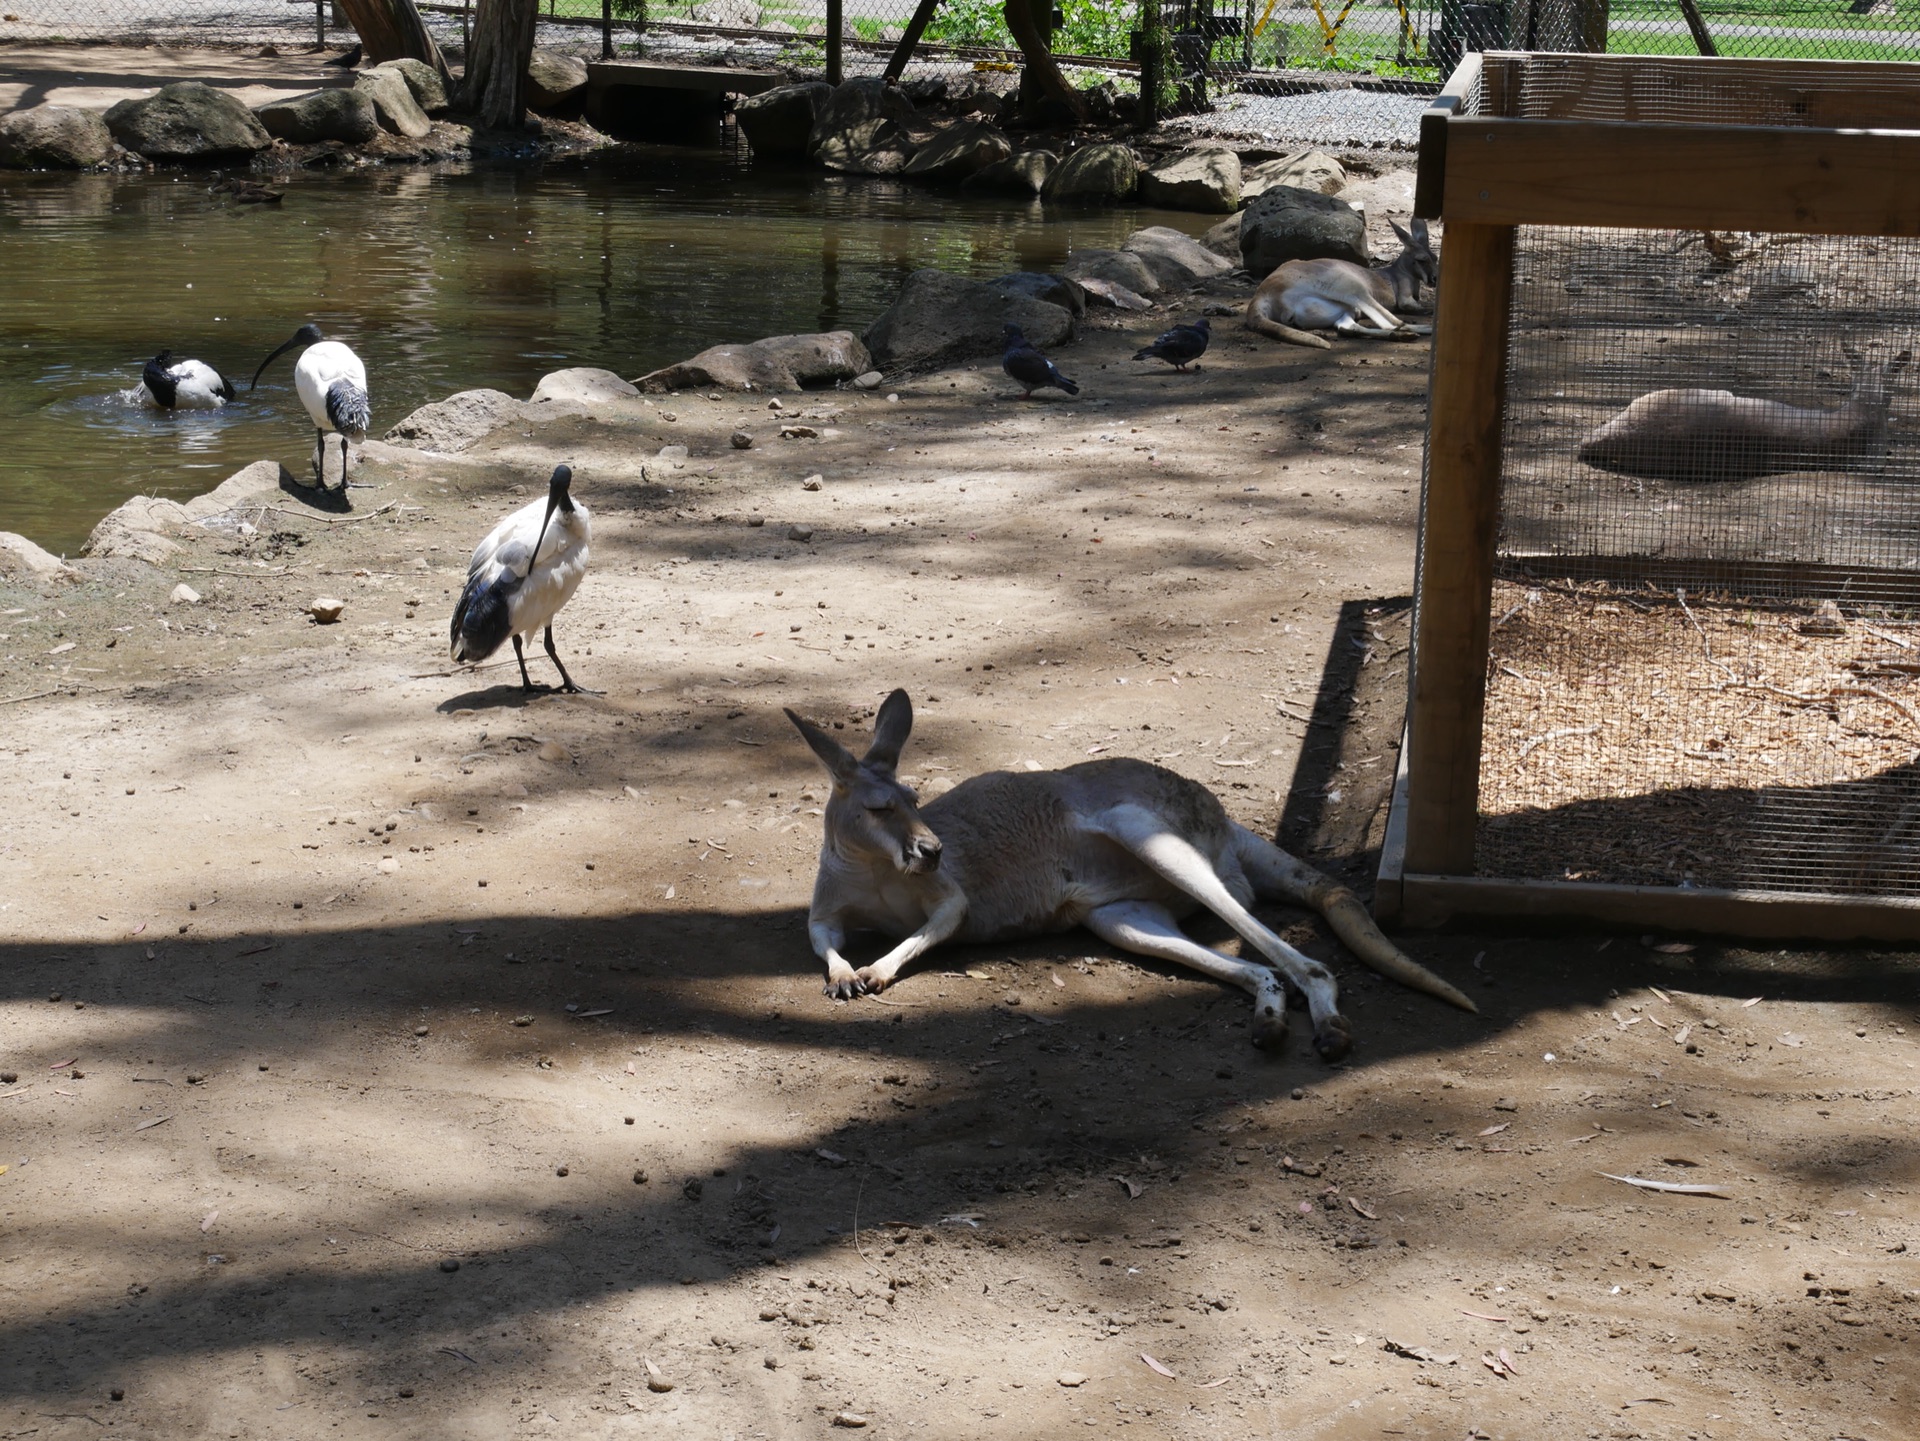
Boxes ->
[826,0,844,84]
[1403,220,1515,877]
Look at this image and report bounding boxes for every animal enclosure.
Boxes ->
[1380,51,1920,938]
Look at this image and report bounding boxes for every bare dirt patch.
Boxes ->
[2,249,1917,1441]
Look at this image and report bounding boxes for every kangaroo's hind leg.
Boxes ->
[1087,804,1351,1059]
[1082,899,1293,1051]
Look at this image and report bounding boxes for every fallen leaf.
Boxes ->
[49,1058,77,1069]
[130,920,148,936]
[200,1209,219,1232]
[1741,996,1763,1007]
[1498,1347,1519,1375]
[571,1008,614,1020]
[814,1148,848,1166]
[1777,1032,1805,1048]
[1348,1197,1377,1220]
[1051,972,1066,989]
[133,1115,172,1132]
[664,885,675,900]
[1673,1023,1692,1045]
[1196,1376,1230,1388]
[1648,985,1672,1002]
[1600,1172,1732,1197]
[1623,1396,1674,1407]
[1139,1353,1176,1379]
[1113,1175,1143,1199]
[1478,1123,1509,1137]
[1651,941,1695,954]
[1461,1309,1508,1323]
[1481,1353,1509,1377]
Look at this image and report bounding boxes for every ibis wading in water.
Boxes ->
[141,350,237,410]
[250,323,370,489]
[450,465,593,694]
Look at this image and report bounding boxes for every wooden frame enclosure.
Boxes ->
[1378,51,1920,941]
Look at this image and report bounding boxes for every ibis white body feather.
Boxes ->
[142,353,235,410]
[449,467,592,692]
[293,341,369,439]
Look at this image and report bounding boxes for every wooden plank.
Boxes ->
[1443,120,1920,235]
[1497,552,1920,607]
[1398,872,1920,941]
[1485,51,1920,129]
[1403,222,1515,876]
[1414,52,1481,221]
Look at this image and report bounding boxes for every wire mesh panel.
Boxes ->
[1477,225,1920,896]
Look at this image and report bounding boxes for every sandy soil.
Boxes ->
[2,225,1919,1441]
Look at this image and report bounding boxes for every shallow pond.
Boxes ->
[0,149,1210,555]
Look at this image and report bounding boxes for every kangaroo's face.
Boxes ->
[785,689,943,876]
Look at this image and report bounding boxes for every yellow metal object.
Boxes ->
[1251,0,1281,37]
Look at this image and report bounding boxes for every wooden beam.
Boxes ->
[1475,50,1920,126]
[1443,120,1920,235]
[1397,872,1920,941]
[1403,221,1515,877]
[1497,552,1920,607]
[883,0,943,85]
[826,0,843,85]
[1414,52,1482,220]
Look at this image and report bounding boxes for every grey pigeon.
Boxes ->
[1002,324,1079,399]
[1133,316,1210,372]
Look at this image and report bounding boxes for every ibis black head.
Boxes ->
[547,464,575,513]
[250,323,326,391]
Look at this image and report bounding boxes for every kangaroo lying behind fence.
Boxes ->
[785,691,1474,1061]
[1578,346,1911,483]
[1243,219,1438,351]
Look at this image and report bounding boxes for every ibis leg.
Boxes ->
[338,433,350,488]
[312,428,325,484]
[511,634,540,691]
[543,624,581,693]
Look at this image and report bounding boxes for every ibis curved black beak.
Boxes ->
[527,465,572,570]
[250,324,324,392]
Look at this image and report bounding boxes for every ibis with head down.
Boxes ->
[250,323,370,489]
[141,350,237,410]
[450,465,593,694]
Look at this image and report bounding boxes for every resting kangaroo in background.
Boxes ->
[785,691,1475,1062]
[1244,218,1438,351]
[1578,346,1911,483]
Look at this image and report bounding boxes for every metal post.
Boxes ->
[315,0,325,45]
[462,0,471,51]
[826,0,843,84]
[601,0,613,58]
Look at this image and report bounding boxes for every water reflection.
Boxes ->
[0,150,1202,553]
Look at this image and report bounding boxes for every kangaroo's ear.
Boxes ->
[1410,217,1431,248]
[1390,219,1414,249]
[785,708,860,783]
[864,689,914,772]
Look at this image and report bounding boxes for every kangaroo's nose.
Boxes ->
[909,834,942,866]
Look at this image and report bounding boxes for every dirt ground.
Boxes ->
[2,220,1918,1441]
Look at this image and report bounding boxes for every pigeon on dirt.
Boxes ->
[1001,324,1079,400]
[1133,316,1211,372]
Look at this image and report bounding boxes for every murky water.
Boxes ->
[0,150,1208,555]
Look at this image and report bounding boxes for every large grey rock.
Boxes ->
[963,148,1054,195]
[1122,226,1234,291]
[256,87,379,145]
[384,389,533,452]
[736,82,830,158]
[635,332,872,393]
[1240,185,1369,279]
[182,460,294,521]
[0,531,78,583]
[1200,212,1243,260]
[1040,142,1137,202]
[84,495,190,564]
[990,272,1085,319]
[103,82,271,161]
[808,77,916,172]
[1242,149,1346,200]
[532,367,643,406]
[901,120,1009,184]
[863,270,1074,371]
[354,69,432,138]
[373,58,449,116]
[1062,248,1161,299]
[1137,147,1241,214]
[526,50,589,112]
[0,105,114,169]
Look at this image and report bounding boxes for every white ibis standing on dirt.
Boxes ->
[141,350,237,409]
[450,465,594,694]
[250,323,370,489]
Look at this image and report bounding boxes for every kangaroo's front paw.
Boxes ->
[1312,1014,1353,1063]
[1248,999,1290,1051]
[853,965,891,995]
[824,963,863,1000]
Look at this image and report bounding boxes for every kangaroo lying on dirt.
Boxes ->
[1243,219,1438,351]
[785,691,1475,1061]
[1578,347,1911,483]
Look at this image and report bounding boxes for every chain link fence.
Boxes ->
[5,0,1920,149]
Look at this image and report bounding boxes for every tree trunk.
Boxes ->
[332,0,451,81]
[462,0,539,130]
[1003,0,1086,120]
